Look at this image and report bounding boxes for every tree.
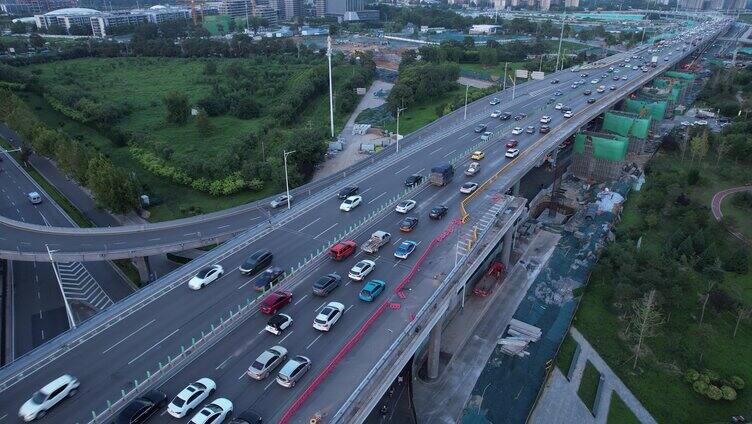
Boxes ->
[196,109,213,136]
[10,21,26,34]
[19,144,32,167]
[29,33,45,49]
[715,136,730,166]
[203,61,217,75]
[626,290,664,369]
[247,17,266,34]
[163,91,190,124]
[690,131,709,164]
[227,19,236,33]
[699,280,717,326]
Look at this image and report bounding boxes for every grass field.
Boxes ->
[556,333,579,377]
[578,360,601,413]
[607,393,641,424]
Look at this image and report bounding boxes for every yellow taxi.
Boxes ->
[470,150,485,161]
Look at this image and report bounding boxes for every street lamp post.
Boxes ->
[327,35,335,139]
[283,150,296,210]
[396,106,406,153]
[46,244,76,330]
[463,84,469,120]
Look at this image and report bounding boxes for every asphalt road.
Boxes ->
[0,149,132,358]
[0,21,726,423]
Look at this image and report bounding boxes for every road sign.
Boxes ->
[515,69,529,79]
[531,71,545,80]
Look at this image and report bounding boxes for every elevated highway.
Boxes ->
[0,18,728,424]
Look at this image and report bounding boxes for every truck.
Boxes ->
[430,163,454,186]
[650,56,658,67]
[362,230,391,254]
[473,262,505,297]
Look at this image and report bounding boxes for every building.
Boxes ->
[571,131,628,183]
[564,0,579,7]
[469,24,500,35]
[34,5,192,37]
[493,0,507,9]
[0,0,76,16]
[314,0,325,17]
[218,0,277,25]
[539,0,550,10]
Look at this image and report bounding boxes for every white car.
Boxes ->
[313,301,345,331]
[27,192,42,204]
[590,79,599,84]
[505,148,520,158]
[460,182,478,194]
[188,264,224,290]
[277,356,311,388]
[540,116,551,124]
[348,259,375,281]
[563,111,573,118]
[189,398,233,424]
[247,346,288,380]
[19,375,79,422]
[480,131,493,141]
[265,313,293,335]
[167,378,216,418]
[490,110,502,118]
[554,103,564,110]
[395,199,416,213]
[270,194,293,208]
[621,76,627,80]
[511,127,523,135]
[490,97,500,105]
[694,120,708,126]
[339,195,362,212]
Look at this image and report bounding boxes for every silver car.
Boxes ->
[276,355,311,388]
[247,346,288,380]
[270,194,293,208]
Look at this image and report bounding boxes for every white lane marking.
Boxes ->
[128,328,179,365]
[148,238,161,241]
[428,148,442,155]
[306,334,323,350]
[183,233,196,237]
[0,413,7,421]
[264,380,275,390]
[367,192,386,205]
[279,330,294,344]
[297,218,321,233]
[458,133,471,139]
[392,237,402,246]
[216,356,233,370]
[102,319,157,354]
[41,330,44,340]
[237,279,254,290]
[394,164,410,174]
[294,294,309,305]
[417,168,425,174]
[315,301,326,312]
[38,211,50,226]
[217,224,230,229]
[313,223,338,240]
[238,371,248,381]
[360,187,373,195]
[345,304,355,313]
[442,149,457,159]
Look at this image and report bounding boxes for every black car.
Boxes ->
[399,216,419,232]
[252,267,285,292]
[117,390,167,424]
[429,205,448,220]
[240,250,273,275]
[404,174,423,187]
[561,105,572,112]
[474,123,488,133]
[499,112,512,120]
[583,90,592,95]
[551,78,559,84]
[229,409,263,424]
[587,98,596,104]
[539,125,550,134]
[337,185,359,199]
[312,273,341,296]
[514,113,527,121]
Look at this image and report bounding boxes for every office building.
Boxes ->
[0,0,76,16]
[314,0,325,16]
[34,5,192,37]
[564,0,579,7]
[217,0,277,25]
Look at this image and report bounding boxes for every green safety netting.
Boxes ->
[624,98,667,120]
[739,47,752,55]
[602,112,651,139]
[664,71,695,81]
[573,133,628,162]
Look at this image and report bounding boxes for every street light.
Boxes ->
[463,84,469,120]
[283,150,296,210]
[396,106,406,153]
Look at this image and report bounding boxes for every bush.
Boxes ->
[706,385,722,401]
[247,178,264,191]
[686,168,700,186]
[692,380,709,394]
[684,369,700,383]
[720,386,737,401]
[727,376,745,390]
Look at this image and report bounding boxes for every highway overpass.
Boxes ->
[0,17,728,424]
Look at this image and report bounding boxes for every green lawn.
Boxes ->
[607,393,641,424]
[578,360,601,413]
[723,195,752,241]
[382,86,486,135]
[556,333,579,377]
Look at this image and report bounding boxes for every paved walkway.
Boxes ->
[530,327,657,424]
[711,185,752,244]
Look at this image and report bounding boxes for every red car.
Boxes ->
[260,290,292,314]
[506,140,519,148]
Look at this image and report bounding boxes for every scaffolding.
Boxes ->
[571,132,628,183]
[601,111,651,156]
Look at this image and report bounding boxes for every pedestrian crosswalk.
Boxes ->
[55,262,114,311]
[457,193,512,259]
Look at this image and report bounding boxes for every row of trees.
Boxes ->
[386,60,459,113]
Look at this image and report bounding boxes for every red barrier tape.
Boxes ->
[278,218,462,424]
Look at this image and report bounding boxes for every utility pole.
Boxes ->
[463,84,469,120]
[511,75,516,100]
[396,106,406,153]
[502,62,508,90]
[46,245,75,330]
[327,35,335,139]
[555,14,566,72]
[283,150,295,210]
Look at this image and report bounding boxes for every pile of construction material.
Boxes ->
[498,319,542,357]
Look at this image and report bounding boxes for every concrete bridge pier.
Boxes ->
[501,230,514,267]
[512,180,521,196]
[132,256,153,284]
[426,315,444,380]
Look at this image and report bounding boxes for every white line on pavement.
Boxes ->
[216,356,233,370]
[294,294,308,305]
[306,334,322,350]
[315,301,326,312]
[279,330,294,344]
[264,380,275,390]
[394,164,410,174]
[297,218,321,233]
[442,149,457,159]
[345,304,355,313]
[367,192,386,205]
[128,328,179,365]
[102,319,156,354]
[313,223,338,239]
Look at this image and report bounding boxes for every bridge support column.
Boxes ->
[501,229,514,267]
[512,180,521,196]
[426,316,443,380]
[132,256,153,284]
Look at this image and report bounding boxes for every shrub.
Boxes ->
[247,178,264,191]
[706,385,722,401]
[727,376,745,390]
[720,386,737,401]
[692,380,709,394]
[684,369,700,383]
[686,168,700,186]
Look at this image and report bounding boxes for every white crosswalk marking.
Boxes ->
[55,262,114,310]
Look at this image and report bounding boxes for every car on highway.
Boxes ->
[189,398,233,424]
[337,185,359,199]
[570,83,578,89]
[228,410,263,424]
[429,205,448,220]
[239,250,273,275]
[613,75,620,81]
[587,98,596,104]
[514,113,527,121]
[359,280,386,302]
[394,240,417,259]
[621,76,627,80]
[539,125,550,134]
[490,110,502,118]
[580,73,588,78]
[465,162,480,177]
[395,199,416,213]
[260,290,292,315]
[550,78,559,84]
[349,259,375,281]
[460,182,478,194]
[188,265,224,290]
[561,105,571,112]
[167,379,216,418]
[480,131,493,141]
[265,313,292,335]
[329,240,356,261]
[583,89,592,95]
[505,148,520,158]
[499,112,512,120]
[270,194,293,209]
[540,116,551,124]
[312,273,341,297]
[490,97,500,105]
[277,356,311,388]
[247,346,288,380]
[339,195,362,212]
[526,126,535,134]
[19,374,79,422]
[117,390,168,424]
[596,86,605,93]
[590,79,599,84]
[404,174,423,187]
[252,267,284,292]
[474,123,488,133]
[609,85,616,91]
[27,192,42,205]
[554,102,563,110]
[553,91,563,96]
[505,139,518,148]
[511,127,523,135]
[399,216,419,232]
[470,150,485,161]
[313,302,345,331]
[563,110,573,118]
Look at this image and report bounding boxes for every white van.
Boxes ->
[27,192,42,204]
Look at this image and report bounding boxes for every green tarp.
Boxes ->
[602,112,651,140]
[624,98,667,121]
[573,133,628,162]
[664,71,696,81]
